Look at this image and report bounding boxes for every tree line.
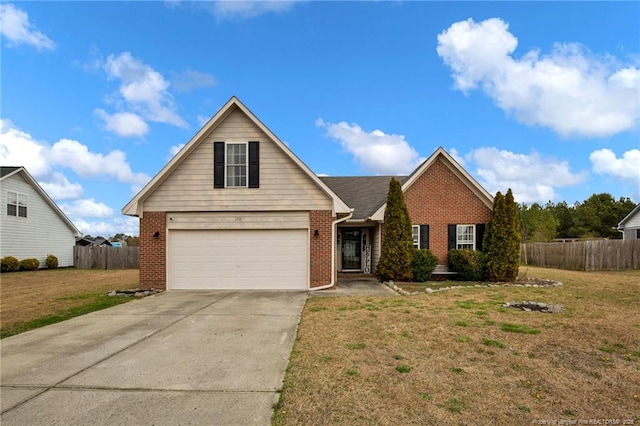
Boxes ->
[518,193,636,242]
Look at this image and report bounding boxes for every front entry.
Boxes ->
[341,229,361,271]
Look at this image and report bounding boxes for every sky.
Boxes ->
[1,1,638,237]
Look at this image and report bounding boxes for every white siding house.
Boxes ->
[618,203,640,240]
[0,167,81,267]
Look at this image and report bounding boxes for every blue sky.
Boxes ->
[1,1,638,237]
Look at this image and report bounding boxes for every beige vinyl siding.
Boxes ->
[0,174,76,267]
[167,211,309,230]
[144,107,332,212]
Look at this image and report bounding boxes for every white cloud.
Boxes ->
[317,118,424,175]
[465,147,586,203]
[95,109,149,138]
[49,138,150,190]
[40,172,84,200]
[210,1,299,20]
[196,114,209,126]
[60,198,114,218]
[1,119,150,196]
[170,69,217,92]
[0,3,55,50]
[0,119,51,177]
[590,148,640,183]
[168,143,185,158]
[73,216,139,238]
[103,52,187,128]
[437,18,640,138]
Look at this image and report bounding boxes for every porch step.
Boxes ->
[433,265,457,274]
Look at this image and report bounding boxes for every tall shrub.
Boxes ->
[484,189,521,282]
[376,178,413,282]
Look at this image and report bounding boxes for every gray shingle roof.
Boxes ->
[0,166,21,178]
[320,176,408,220]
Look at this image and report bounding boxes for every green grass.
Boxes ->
[500,322,541,335]
[345,342,366,350]
[396,365,412,373]
[1,294,132,339]
[482,338,507,348]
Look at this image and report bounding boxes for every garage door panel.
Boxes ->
[170,229,308,290]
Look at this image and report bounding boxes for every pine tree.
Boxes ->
[483,189,521,282]
[376,178,414,282]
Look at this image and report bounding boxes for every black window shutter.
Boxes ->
[248,141,259,188]
[213,142,225,188]
[448,224,457,251]
[475,224,486,251]
[420,225,429,250]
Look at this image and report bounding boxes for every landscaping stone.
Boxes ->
[503,301,565,313]
[108,288,163,298]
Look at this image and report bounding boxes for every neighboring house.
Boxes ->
[1,166,81,267]
[123,97,493,291]
[75,237,113,247]
[617,203,640,240]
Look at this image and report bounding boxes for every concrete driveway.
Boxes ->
[1,291,307,425]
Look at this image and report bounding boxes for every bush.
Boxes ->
[1,256,20,272]
[19,258,40,271]
[412,249,438,282]
[45,254,59,269]
[448,249,484,281]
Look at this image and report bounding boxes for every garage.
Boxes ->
[169,229,308,290]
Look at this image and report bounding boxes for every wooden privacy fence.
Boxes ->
[521,239,640,271]
[74,246,139,269]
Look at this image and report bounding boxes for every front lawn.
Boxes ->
[273,267,640,424]
[0,268,139,338]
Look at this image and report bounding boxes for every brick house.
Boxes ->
[123,97,493,291]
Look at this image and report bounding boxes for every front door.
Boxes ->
[342,229,361,270]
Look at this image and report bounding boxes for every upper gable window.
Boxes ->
[226,143,247,187]
[214,141,260,189]
[7,191,27,218]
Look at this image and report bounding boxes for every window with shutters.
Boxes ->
[7,191,27,218]
[412,225,420,249]
[214,141,259,189]
[226,143,247,187]
[457,224,475,250]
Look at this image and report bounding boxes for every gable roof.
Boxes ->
[320,176,408,220]
[122,96,351,217]
[0,166,82,237]
[618,203,640,229]
[370,147,494,221]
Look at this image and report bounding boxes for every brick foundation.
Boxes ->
[139,211,166,290]
[310,210,334,288]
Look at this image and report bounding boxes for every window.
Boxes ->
[456,224,475,250]
[7,191,27,217]
[226,143,247,187]
[412,225,420,249]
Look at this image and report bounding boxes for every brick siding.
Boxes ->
[403,158,492,264]
[310,210,334,288]
[139,211,166,290]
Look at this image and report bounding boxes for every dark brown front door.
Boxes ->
[342,230,361,270]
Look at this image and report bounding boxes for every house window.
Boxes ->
[412,225,420,249]
[226,143,247,187]
[456,224,475,250]
[7,191,27,218]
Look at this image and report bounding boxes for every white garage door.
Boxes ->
[169,229,308,290]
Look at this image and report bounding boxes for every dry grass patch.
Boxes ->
[1,268,139,337]
[273,267,640,425]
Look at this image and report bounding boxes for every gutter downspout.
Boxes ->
[309,209,354,291]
